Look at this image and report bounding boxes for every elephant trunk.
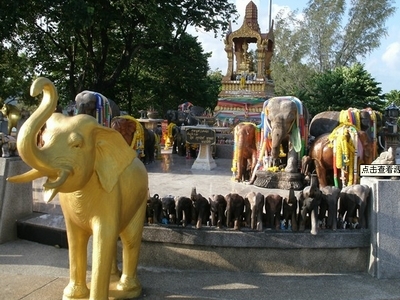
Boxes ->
[16,77,58,176]
[270,123,284,159]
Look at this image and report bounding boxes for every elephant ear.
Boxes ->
[94,127,136,193]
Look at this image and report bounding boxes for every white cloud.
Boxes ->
[382,42,400,70]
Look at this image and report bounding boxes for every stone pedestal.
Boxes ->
[361,177,400,278]
[0,157,32,244]
[191,144,216,170]
[253,170,304,190]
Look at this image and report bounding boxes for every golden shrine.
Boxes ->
[214,1,274,123]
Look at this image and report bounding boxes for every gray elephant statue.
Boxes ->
[264,193,283,230]
[9,77,148,299]
[208,194,227,228]
[225,193,245,230]
[175,196,194,227]
[258,96,309,173]
[338,184,370,229]
[0,133,18,157]
[282,186,298,231]
[75,90,120,126]
[245,191,265,231]
[146,193,163,224]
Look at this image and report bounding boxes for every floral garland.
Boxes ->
[329,123,358,186]
[114,115,145,157]
[339,108,361,130]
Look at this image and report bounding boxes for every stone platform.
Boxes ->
[253,170,304,190]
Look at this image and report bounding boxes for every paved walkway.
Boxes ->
[2,151,400,299]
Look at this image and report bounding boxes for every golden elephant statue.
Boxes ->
[1,102,22,135]
[8,77,149,300]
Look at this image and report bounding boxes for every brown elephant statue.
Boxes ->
[309,108,383,158]
[264,193,283,230]
[308,124,375,188]
[231,122,258,182]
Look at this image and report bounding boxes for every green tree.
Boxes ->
[271,0,396,98]
[384,90,400,107]
[306,63,385,116]
[0,0,237,111]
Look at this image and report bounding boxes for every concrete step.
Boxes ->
[17,213,68,248]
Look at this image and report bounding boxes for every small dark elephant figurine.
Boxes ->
[192,192,211,229]
[264,193,283,230]
[282,186,298,231]
[146,193,163,224]
[299,189,324,235]
[208,194,227,229]
[161,195,176,224]
[245,192,265,231]
[338,184,370,229]
[175,196,195,227]
[225,193,245,230]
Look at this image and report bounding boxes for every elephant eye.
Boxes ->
[68,132,83,148]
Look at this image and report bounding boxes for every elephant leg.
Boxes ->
[117,200,147,297]
[291,212,298,231]
[359,203,367,229]
[90,226,119,300]
[314,161,328,188]
[63,220,90,299]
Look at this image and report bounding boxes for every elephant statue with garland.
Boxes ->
[231,122,258,182]
[307,123,375,188]
[111,115,157,164]
[250,96,309,184]
[309,108,383,157]
[75,90,120,126]
[8,77,148,300]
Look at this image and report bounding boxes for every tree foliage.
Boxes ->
[0,0,237,114]
[271,0,396,105]
[306,63,385,116]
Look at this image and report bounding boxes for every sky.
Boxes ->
[189,0,400,94]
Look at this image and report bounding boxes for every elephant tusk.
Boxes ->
[43,169,70,189]
[7,168,45,183]
[42,169,71,203]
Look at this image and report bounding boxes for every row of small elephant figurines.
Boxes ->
[146,184,371,235]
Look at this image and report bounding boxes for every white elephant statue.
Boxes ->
[8,77,148,300]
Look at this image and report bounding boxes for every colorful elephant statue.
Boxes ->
[75,90,120,126]
[111,116,158,164]
[309,108,383,158]
[254,96,309,179]
[9,77,148,299]
[231,122,259,182]
[308,123,375,188]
